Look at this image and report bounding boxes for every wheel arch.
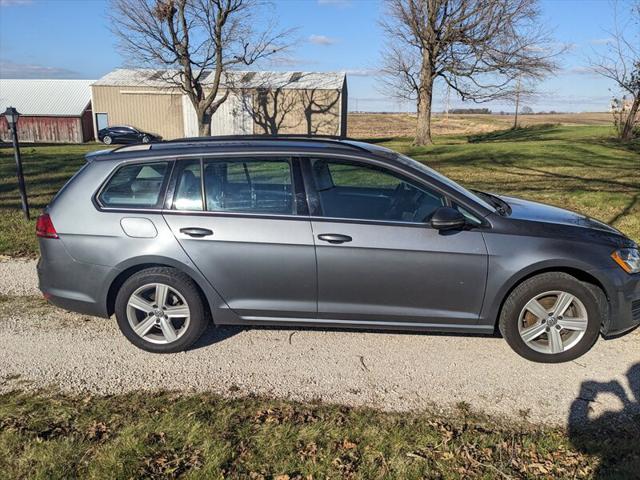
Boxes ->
[104,256,223,322]
[489,264,610,332]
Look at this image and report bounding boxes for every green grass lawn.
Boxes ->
[376,125,639,243]
[0,143,97,256]
[2,388,637,479]
[0,125,638,257]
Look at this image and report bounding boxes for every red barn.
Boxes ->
[0,79,94,143]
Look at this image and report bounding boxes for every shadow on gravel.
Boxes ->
[568,362,640,479]
[190,324,243,350]
[189,324,500,351]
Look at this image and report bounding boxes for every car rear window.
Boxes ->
[99,162,169,208]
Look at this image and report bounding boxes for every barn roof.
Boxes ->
[93,69,346,90]
[0,79,94,116]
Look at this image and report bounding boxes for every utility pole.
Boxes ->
[513,76,521,129]
[444,83,451,124]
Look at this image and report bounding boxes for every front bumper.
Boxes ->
[593,266,640,337]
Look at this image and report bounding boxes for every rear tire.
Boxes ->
[499,272,602,363]
[114,267,208,353]
[142,135,151,143]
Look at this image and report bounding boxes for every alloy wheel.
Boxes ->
[517,290,588,354]
[126,282,191,344]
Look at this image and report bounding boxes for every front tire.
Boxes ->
[103,135,113,145]
[142,135,151,143]
[114,267,208,353]
[499,272,602,363]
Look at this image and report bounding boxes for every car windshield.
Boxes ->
[395,153,496,213]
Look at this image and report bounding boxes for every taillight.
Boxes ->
[36,213,59,239]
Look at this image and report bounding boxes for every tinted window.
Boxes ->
[173,160,203,211]
[99,162,168,208]
[311,158,445,223]
[203,158,294,214]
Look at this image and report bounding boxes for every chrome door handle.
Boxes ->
[317,233,352,244]
[180,227,213,238]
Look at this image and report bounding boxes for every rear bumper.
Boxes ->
[37,238,112,318]
[592,267,640,337]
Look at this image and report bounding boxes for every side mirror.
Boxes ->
[430,207,467,231]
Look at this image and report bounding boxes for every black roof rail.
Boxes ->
[157,134,372,154]
[107,143,153,154]
[162,134,353,143]
[102,134,377,156]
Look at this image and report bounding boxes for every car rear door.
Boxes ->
[162,155,317,321]
[304,156,488,328]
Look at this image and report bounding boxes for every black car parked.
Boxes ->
[98,125,161,145]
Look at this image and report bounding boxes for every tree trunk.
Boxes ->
[197,110,212,137]
[621,95,639,141]
[414,74,434,146]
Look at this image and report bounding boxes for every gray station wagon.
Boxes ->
[36,136,640,362]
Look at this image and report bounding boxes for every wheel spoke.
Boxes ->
[128,294,154,314]
[548,327,564,353]
[557,317,588,331]
[155,284,169,308]
[524,298,548,320]
[553,292,575,317]
[165,305,190,319]
[520,322,547,343]
[134,316,157,337]
[159,317,178,342]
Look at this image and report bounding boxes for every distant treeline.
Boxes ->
[349,110,572,115]
[442,109,568,115]
[449,108,492,114]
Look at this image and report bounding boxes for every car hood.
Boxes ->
[498,194,624,235]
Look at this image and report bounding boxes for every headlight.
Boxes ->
[611,248,640,274]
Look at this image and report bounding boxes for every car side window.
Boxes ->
[310,158,445,223]
[99,162,169,208]
[203,158,295,214]
[173,160,203,211]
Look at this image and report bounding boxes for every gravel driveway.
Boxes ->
[1,259,638,427]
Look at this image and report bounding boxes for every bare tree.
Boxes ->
[379,0,562,145]
[110,0,293,136]
[590,1,639,141]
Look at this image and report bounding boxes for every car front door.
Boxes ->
[122,127,140,143]
[163,156,317,321]
[305,157,488,328]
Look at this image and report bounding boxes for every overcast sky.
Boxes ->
[0,0,635,112]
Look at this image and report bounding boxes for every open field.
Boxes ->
[1,122,637,257]
[348,112,613,138]
[1,386,637,479]
[380,124,640,243]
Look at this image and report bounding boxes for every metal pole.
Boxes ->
[10,123,30,220]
